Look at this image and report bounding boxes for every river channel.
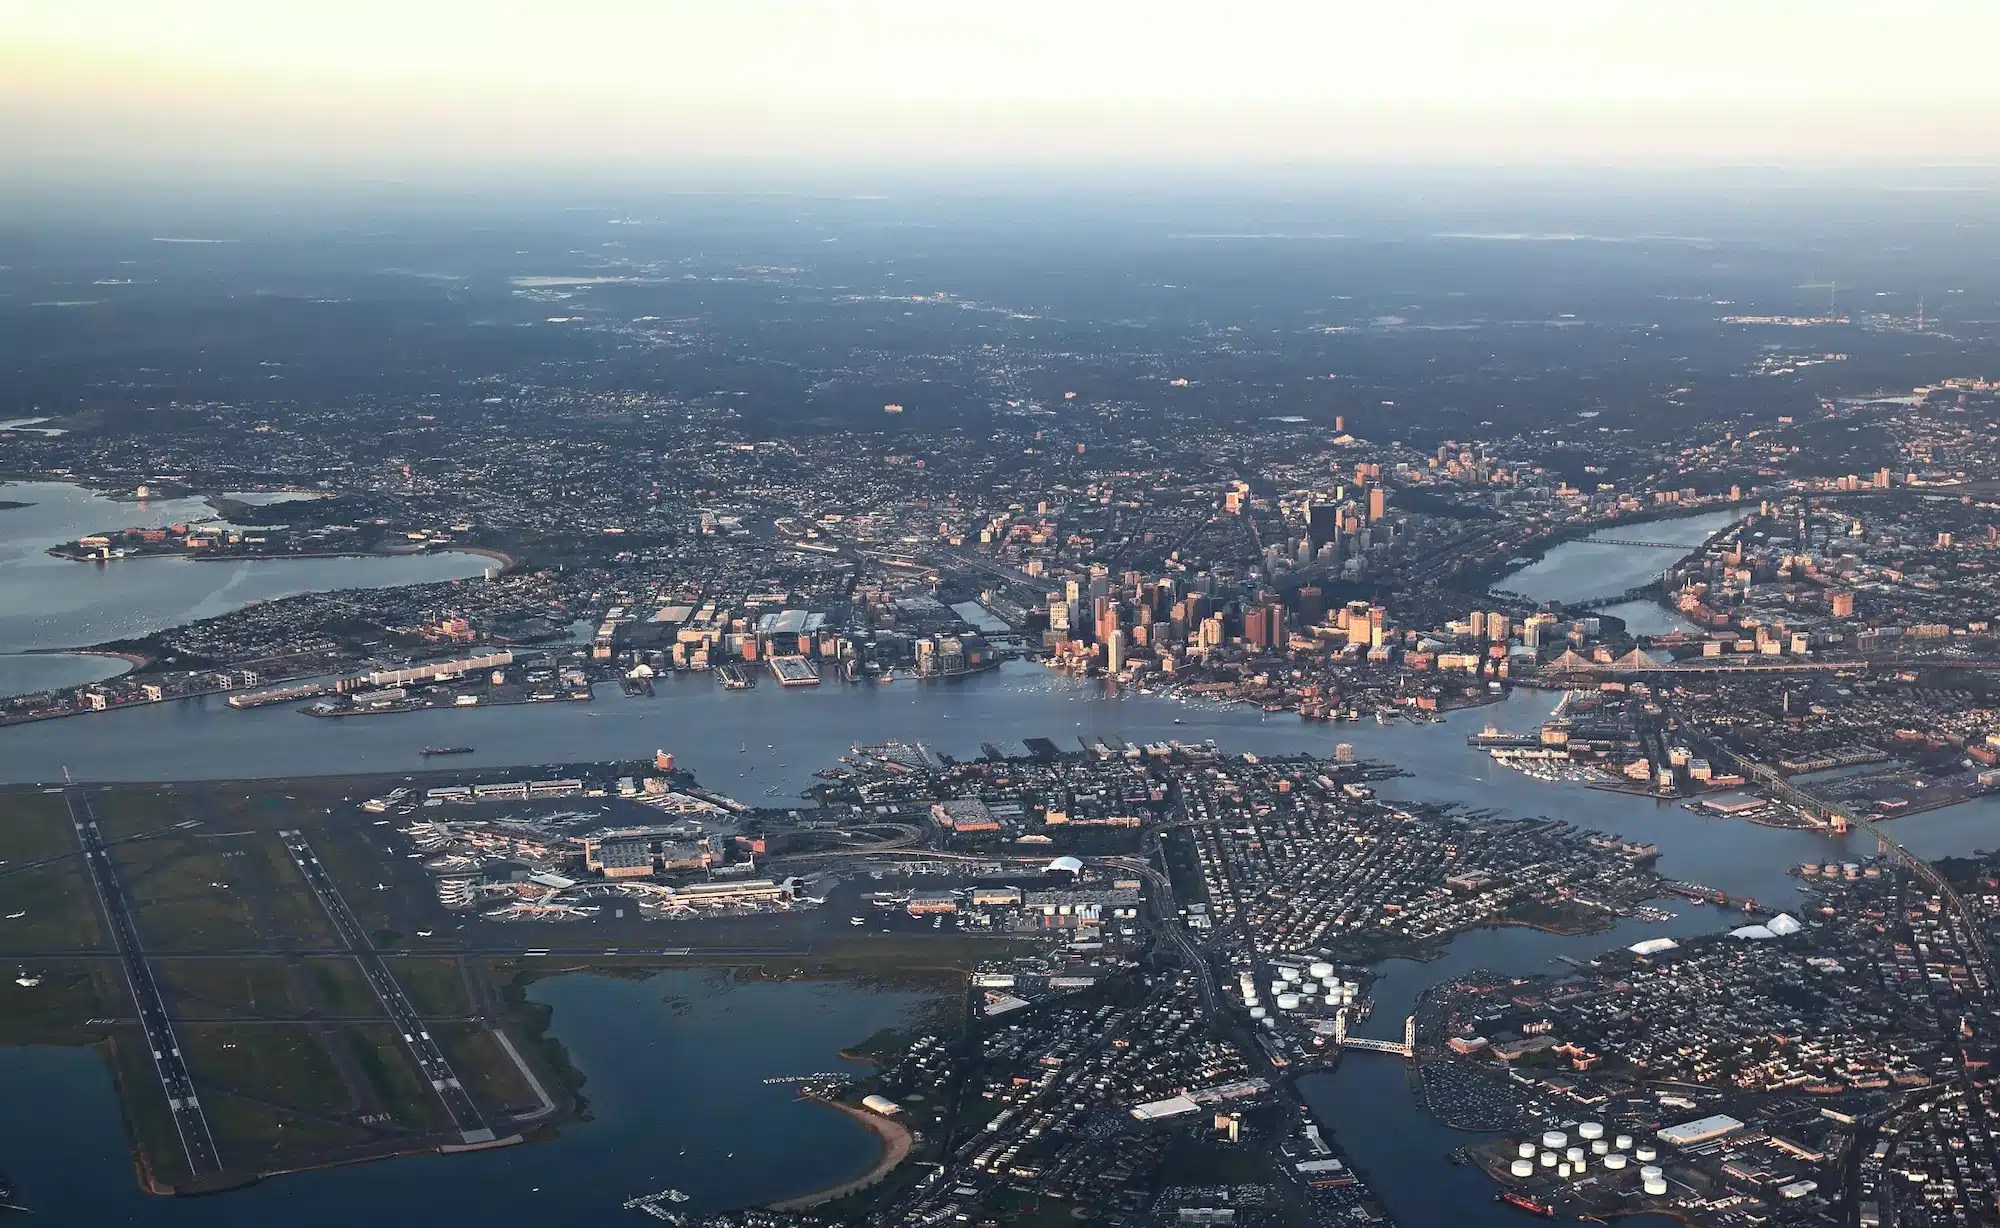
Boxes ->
[0,481,490,698]
[4,508,1997,1223]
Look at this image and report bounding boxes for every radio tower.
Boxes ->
[1917,296,1925,333]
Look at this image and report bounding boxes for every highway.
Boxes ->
[281,831,497,1144]
[1749,765,1994,981]
[1091,850,1222,1016]
[63,786,222,1178]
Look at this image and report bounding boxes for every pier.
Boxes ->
[1659,880,1761,912]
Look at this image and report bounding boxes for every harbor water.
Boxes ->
[0,481,490,695]
[0,970,940,1226]
[2,504,1995,1223]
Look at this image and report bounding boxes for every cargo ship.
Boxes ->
[1496,1192,1555,1218]
[421,746,475,757]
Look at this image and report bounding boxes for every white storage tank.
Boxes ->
[1542,1131,1568,1151]
[1604,1153,1628,1171]
[1557,1162,1571,1179]
[1591,1140,1609,1156]
[1510,1159,1535,1179]
[1248,1006,1267,1019]
[1278,966,1300,982]
[1270,981,1287,996]
[1309,961,1335,980]
[1614,1134,1634,1151]
[1635,1145,1658,1163]
[1517,1142,1537,1159]
[1578,1121,1604,1141]
[1640,1165,1663,1181]
[1539,1152,1557,1168]
[1643,1176,1668,1196]
[1276,992,1303,1011]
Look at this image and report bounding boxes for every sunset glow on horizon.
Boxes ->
[6,0,1999,185]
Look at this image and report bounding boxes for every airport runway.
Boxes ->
[282,831,498,1144]
[63,785,222,1177]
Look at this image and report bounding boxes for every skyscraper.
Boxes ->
[1306,499,1341,553]
[1244,605,1272,650]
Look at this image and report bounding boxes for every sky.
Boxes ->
[4,0,1999,188]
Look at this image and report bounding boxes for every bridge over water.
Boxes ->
[1584,537,1705,550]
[1744,761,1989,975]
[1333,1011,1416,1059]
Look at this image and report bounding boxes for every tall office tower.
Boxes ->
[1243,605,1272,650]
[1344,602,1373,647]
[1047,596,1071,640]
[1107,628,1127,673]
[1306,499,1340,553]
[1295,586,1325,625]
[1367,486,1387,522]
[1468,610,1488,640]
[1199,613,1226,650]
[1096,600,1121,646]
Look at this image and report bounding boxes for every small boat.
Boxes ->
[421,746,474,757]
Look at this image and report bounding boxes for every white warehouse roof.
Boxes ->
[1130,1095,1200,1121]
[1657,1114,1745,1147]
